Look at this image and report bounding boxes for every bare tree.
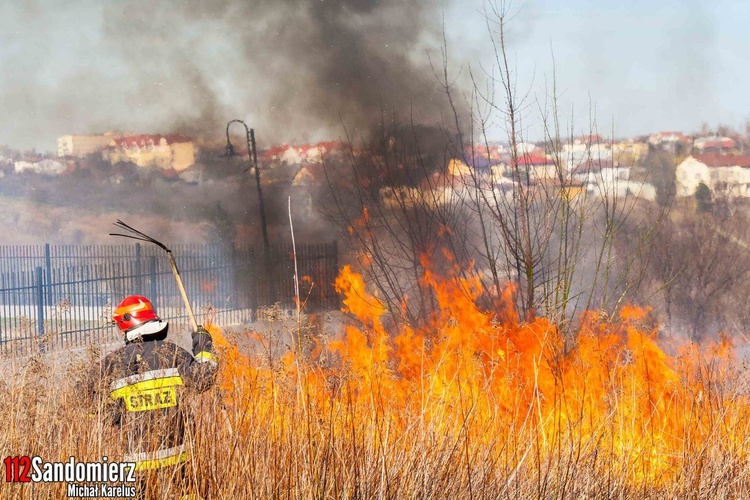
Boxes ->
[319,116,474,327]
[634,208,750,340]
[438,1,660,330]
[320,0,661,336]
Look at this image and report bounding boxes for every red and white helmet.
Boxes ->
[113,295,168,342]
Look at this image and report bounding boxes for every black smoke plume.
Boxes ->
[101,0,458,145]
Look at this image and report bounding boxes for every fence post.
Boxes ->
[150,256,157,302]
[36,266,45,336]
[135,243,142,294]
[45,243,53,307]
[0,242,342,350]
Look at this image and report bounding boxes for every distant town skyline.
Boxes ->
[0,0,747,153]
[460,0,749,144]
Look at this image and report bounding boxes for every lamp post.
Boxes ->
[225,119,270,251]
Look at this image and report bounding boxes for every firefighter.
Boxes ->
[87,295,218,498]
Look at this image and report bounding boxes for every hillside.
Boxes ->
[0,159,336,245]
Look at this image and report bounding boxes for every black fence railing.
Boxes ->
[0,242,339,354]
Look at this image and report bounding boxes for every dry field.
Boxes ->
[1,265,749,498]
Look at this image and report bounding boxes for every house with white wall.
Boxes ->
[570,159,655,201]
[562,138,612,173]
[57,133,122,158]
[675,154,750,198]
[517,150,558,180]
[648,131,689,150]
[14,158,67,175]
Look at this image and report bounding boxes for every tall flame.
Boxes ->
[208,260,750,488]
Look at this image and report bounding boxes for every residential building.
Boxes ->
[519,151,559,180]
[562,138,612,171]
[675,153,750,198]
[570,159,655,201]
[611,140,648,164]
[14,158,67,175]
[265,141,345,165]
[57,133,122,158]
[648,131,688,147]
[105,134,196,172]
[693,136,737,153]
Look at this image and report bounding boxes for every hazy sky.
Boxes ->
[461,0,749,142]
[0,0,747,153]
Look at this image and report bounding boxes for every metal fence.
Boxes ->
[0,242,339,354]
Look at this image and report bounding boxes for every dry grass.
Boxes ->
[1,273,750,499]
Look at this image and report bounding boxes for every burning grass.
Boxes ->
[1,265,750,498]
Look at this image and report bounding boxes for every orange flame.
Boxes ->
[210,262,750,488]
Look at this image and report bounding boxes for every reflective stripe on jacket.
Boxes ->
[88,331,218,470]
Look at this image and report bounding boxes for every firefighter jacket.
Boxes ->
[88,329,218,471]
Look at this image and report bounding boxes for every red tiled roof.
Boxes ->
[699,138,736,149]
[466,144,504,156]
[518,152,553,166]
[693,153,750,168]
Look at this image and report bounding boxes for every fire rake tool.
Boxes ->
[109,219,199,331]
[111,220,235,437]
